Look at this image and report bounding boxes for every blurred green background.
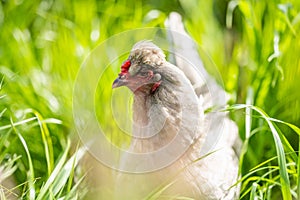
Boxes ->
[0,0,299,199]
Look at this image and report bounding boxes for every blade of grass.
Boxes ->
[250,182,259,200]
[0,117,62,132]
[143,181,176,200]
[239,87,254,174]
[62,173,87,200]
[10,117,36,200]
[0,108,7,118]
[246,88,253,139]
[272,124,298,163]
[267,185,274,200]
[0,155,20,182]
[25,109,55,177]
[66,143,80,193]
[241,175,280,199]
[56,143,81,198]
[0,129,12,162]
[0,188,6,200]
[240,165,279,193]
[226,0,239,29]
[0,117,37,131]
[265,117,300,136]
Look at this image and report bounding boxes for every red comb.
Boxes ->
[120,60,131,75]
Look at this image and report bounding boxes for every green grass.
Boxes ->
[0,0,300,199]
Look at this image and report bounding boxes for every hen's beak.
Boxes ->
[112,76,126,88]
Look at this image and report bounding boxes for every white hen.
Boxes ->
[111,13,240,200]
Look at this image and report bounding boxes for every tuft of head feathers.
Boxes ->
[129,41,166,67]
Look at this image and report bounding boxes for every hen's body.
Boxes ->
[112,43,240,199]
[112,13,240,200]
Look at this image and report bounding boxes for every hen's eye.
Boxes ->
[119,74,126,79]
[139,72,148,77]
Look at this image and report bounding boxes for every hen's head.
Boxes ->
[112,41,166,93]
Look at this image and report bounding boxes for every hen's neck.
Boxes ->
[131,64,203,153]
